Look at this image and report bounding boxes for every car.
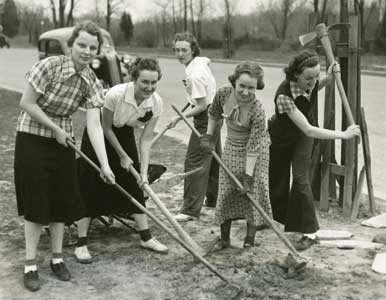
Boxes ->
[38,26,133,88]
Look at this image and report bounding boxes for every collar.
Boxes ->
[59,55,93,83]
[123,82,153,109]
[290,80,311,101]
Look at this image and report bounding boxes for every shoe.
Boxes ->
[174,213,197,222]
[74,246,93,264]
[212,239,231,251]
[140,238,169,254]
[24,270,40,292]
[243,236,260,248]
[293,236,317,251]
[50,261,71,281]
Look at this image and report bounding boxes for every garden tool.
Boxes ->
[172,104,308,270]
[66,139,240,290]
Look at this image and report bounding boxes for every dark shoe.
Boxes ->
[213,239,231,251]
[50,261,71,281]
[24,270,40,292]
[243,236,260,248]
[293,236,317,251]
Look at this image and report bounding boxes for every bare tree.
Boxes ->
[222,0,237,58]
[19,4,44,43]
[106,0,128,31]
[259,0,299,40]
[189,0,196,36]
[154,0,170,46]
[183,0,188,31]
[172,0,178,33]
[49,0,77,28]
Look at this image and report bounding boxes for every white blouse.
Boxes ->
[104,82,163,128]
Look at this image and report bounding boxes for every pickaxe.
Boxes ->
[299,23,355,126]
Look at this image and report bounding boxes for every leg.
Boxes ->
[286,136,319,234]
[49,222,71,281]
[133,214,168,254]
[23,220,42,291]
[74,217,93,264]
[205,132,221,207]
[179,126,212,218]
[244,222,258,248]
[269,144,292,224]
[213,220,232,251]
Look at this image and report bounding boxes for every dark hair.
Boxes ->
[228,61,265,90]
[67,21,103,54]
[284,49,319,81]
[130,57,162,81]
[172,32,200,57]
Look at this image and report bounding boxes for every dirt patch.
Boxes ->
[1,88,386,300]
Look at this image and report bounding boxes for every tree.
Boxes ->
[106,0,129,31]
[19,4,45,43]
[154,0,170,47]
[375,0,386,52]
[1,0,19,37]
[49,0,76,28]
[222,0,236,58]
[120,12,134,45]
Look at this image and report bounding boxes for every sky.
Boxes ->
[15,0,258,22]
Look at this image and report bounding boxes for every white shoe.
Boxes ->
[74,246,93,264]
[174,213,197,222]
[140,238,168,254]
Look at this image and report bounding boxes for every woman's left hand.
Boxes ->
[100,165,116,184]
[137,173,149,188]
[327,62,340,79]
[166,116,181,129]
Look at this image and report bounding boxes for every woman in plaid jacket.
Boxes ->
[14,21,115,291]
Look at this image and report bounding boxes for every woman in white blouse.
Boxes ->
[75,57,168,263]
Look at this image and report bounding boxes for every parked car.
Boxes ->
[38,27,133,88]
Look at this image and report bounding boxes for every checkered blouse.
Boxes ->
[276,81,313,114]
[17,55,104,138]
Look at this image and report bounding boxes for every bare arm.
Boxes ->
[167,97,207,128]
[139,116,158,181]
[287,107,360,140]
[318,62,336,90]
[86,107,115,183]
[20,83,72,146]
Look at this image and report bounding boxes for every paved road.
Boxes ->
[1,48,385,199]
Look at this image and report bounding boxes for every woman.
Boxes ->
[14,21,115,292]
[167,32,220,221]
[268,49,360,250]
[201,61,272,249]
[75,57,168,263]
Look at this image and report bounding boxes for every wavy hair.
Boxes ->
[284,49,320,81]
[228,61,265,90]
[130,57,162,81]
[67,20,103,54]
[172,32,200,57]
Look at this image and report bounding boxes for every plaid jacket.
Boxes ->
[276,81,312,114]
[17,55,104,138]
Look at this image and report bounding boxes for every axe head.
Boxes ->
[298,23,352,46]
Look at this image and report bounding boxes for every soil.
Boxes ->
[1,88,386,300]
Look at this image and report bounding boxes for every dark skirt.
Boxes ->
[14,132,85,224]
[78,125,145,218]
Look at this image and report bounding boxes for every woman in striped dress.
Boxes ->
[200,61,272,249]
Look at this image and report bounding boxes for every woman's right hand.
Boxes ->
[54,127,74,147]
[344,124,361,139]
[100,165,115,184]
[120,155,133,171]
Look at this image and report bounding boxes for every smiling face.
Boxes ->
[173,40,193,66]
[234,73,258,103]
[296,64,320,92]
[134,70,159,102]
[70,30,99,70]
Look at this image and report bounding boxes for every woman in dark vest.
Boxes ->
[268,49,360,250]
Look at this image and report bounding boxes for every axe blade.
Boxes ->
[150,167,203,193]
[299,31,317,46]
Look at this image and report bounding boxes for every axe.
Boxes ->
[299,23,355,126]
[150,167,203,193]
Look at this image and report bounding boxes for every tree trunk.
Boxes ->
[59,0,65,27]
[106,0,111,31]
[189,0,196,36]
[172,0,177,33]
[67,0,74,26]
[183,0,187,31]
[50,0,58,28]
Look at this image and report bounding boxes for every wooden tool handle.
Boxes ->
[316,23,355,126]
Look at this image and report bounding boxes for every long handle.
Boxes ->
[315,23,355,126]
[151,102,191,147]
[171,105,305,260]
[66,140,233,286]
[128,165,205,255]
